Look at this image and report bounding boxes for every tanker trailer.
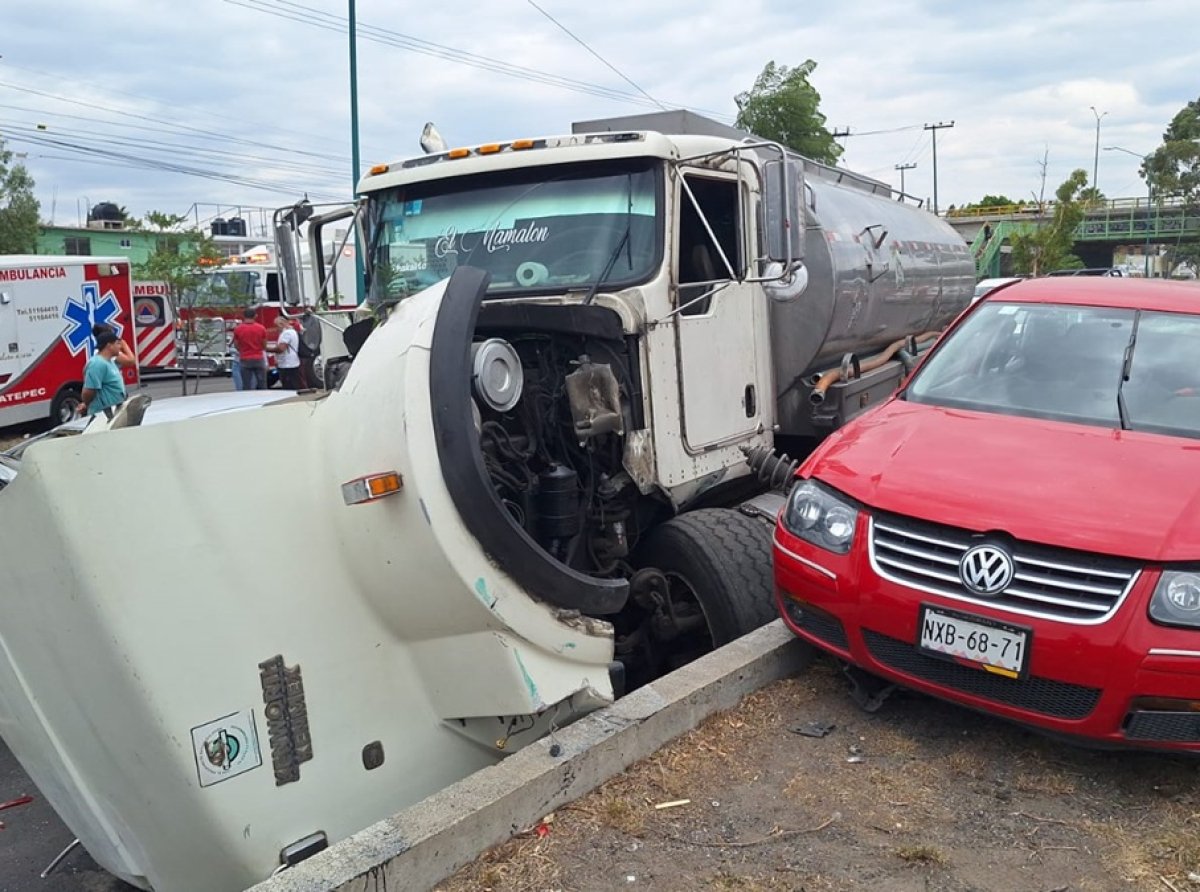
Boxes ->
[0,111,971,891]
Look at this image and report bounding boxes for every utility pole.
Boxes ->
[832,127,850,161]
[895,162,917,196]
[924,122,954,214]
[1089,106,1108,194]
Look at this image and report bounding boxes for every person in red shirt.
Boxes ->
[231,308,268,390]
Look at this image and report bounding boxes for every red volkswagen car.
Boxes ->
[774,277,1200,751]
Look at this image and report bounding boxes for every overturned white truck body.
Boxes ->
[0,111,971,890]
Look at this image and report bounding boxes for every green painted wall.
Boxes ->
[36,226,159,265]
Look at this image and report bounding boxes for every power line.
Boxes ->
[6,130,346,201]
[223,0,731,120]
[0,58,360,157]
[0,80,346,166]
[524,0,666,111]
[0,101,351,169]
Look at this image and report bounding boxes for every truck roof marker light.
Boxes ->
[477,143,503,155]
[342,471,404,505]
[447,148,471,159]
[511,139,535,150]
[368,163,390,176]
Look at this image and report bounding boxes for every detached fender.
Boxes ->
[430,267,629,615]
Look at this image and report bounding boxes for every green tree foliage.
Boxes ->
[0,136,40,254]
[134,212,229,395]
[961,194,1018,210]
[1143,97,1200,277]
[734,61,842,165]
[1009,169,1089,276]
[1143,97,1200,203]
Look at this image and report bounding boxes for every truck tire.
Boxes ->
[49,386,82,425]
[639,508,779,647]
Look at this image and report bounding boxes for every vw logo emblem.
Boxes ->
[959,544,1014,596]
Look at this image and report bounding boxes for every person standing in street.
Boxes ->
[79,330,128,418]
[270,316,302,391]
[232,308,268,390]
[298,305,322,389]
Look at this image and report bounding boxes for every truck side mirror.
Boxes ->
[763,160,804,266]
[275,223,303,306]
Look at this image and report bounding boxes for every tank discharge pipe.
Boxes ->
[809,331,940,405]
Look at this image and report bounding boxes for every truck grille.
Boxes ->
[869,513,1140,624]
[863,629,1101,720]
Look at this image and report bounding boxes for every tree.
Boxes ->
[1143,97,1200,277]
[961,194,1018,210]
[1143,97,1200,203]
[134,212,231,395]
[734,61,842,165]
[0,136,40,254]
[1009,168,1089,276]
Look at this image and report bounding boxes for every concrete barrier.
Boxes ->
[250,620,809,892]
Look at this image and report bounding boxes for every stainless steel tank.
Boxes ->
[770,163,974,435]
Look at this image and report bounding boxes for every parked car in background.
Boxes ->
[774,277,1200,753]
[1045,267,1126,277]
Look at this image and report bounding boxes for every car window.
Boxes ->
[907,301,1171,434]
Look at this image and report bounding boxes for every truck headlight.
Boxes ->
[781,480,859,554]
[1149,571,1200,628]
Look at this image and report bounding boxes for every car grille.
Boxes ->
[863,629,1101,719]
[870,512,1140,623]
[1124,711,1200,743]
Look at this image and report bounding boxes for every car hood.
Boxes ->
[808,399,1200,563]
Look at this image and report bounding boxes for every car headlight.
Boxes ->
[781,479,859,554]
[1149,571,1200,628]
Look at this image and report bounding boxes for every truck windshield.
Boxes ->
[906,301,1200,439]
[365,160,661,302]
[190,271,259,307]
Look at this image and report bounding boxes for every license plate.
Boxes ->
[917,605,1031,679]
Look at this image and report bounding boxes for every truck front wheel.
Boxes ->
[637,508,779,650]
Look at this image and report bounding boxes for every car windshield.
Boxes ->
[365,159,661,302]
[905,301,1200,439]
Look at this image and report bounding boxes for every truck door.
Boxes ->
[673,171,763,451]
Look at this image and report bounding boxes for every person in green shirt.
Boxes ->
[80,330,128,418]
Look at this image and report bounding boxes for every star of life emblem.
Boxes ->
[61,281,123,358]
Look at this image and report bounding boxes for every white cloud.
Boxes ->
[2,0,1196,227]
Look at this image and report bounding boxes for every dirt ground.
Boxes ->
[439,658,1199,892]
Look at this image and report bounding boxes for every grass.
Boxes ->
[894,844,948,865]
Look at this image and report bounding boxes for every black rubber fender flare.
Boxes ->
[429,267,629,615]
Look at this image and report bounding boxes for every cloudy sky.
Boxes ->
[3,0,1196,236]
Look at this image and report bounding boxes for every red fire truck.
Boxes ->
[0,256,138,427]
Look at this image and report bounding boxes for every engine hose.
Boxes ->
[809,331,941,405]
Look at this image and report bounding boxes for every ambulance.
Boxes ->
[0,256,138,426]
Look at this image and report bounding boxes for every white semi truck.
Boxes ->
[0,112,972,891]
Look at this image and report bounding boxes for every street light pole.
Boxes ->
[895,162,916,197]
[1089,106,1108,193]
[1103,145,1152,277]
